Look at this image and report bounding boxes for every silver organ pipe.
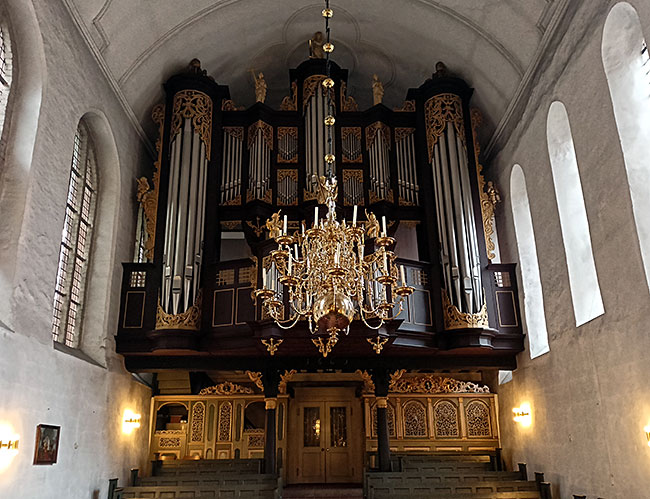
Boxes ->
[395,128,419,205]
[221,128,243,204]
[161,90,213,314]
[426,94,483,314]
[366,123,391,200]
[247,121,272,201]
[305,82,334,191]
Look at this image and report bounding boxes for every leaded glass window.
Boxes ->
[52,122,97,348]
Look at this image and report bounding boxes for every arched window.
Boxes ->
[602,3,650,291]
[546,102,605,326]
[51,122,98,347]
[510,165,549,358]
[0,19,13,139]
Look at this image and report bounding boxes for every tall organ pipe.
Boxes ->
[427,94,483,314]
[161,90,213,315]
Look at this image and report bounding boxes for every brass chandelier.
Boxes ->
[254,1,413,357]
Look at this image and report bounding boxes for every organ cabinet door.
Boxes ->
[289,395,361,484]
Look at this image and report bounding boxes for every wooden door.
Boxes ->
[289,392,361,484]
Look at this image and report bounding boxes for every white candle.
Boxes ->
[335,243,340,264]
[294,244,299,260]
[360,245,364,261]
[283,215,288,235]
[400,265,406,286]
[262,269,267,288]
[314,207,319,227]
[383,252,388,272]
[288,254,292,273]
[382,216,387,236]
[352,205,358,226]
[301,223,305,237]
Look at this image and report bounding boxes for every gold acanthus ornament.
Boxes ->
[424,93,466,162]
[441,289,489,330]
[394,100,416,112]
[390,374,490,394]
[245,371,264,391]
[365,122,391,150]
[136,103,165,261]
[170,89,213,158]
[156,290,202,330]
[303,75,335,109]
[471,107,500,261]
[247,120,273,150]
[340,81,359,112]
[280,82,298,111]
[278,369,297,394]
[199,381,254,396]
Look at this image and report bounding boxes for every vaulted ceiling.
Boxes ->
[65,0,572,152]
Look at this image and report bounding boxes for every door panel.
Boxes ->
[289,388,361,485]
[298,405,325,483]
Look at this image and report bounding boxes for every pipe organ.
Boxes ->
[116,57,524,365]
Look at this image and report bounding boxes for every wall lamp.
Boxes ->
[513,403,532,427]
[122,410,141,435]
[0,426,20,471]
[644,425,650,447]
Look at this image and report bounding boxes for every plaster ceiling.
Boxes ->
[66,0,569,148]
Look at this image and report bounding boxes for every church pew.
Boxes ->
[366,479,539,499]
[137,473,277,488]
[112,483,277,499]
[367,470,524,487]
[156,458,262,474]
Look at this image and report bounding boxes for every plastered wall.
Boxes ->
[491,1,650,498]
[0,0,153,497]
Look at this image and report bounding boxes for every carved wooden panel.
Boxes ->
[403,400,427,437]
[190,401,205,442]
[465,399,492,437]
[433,400,459,438]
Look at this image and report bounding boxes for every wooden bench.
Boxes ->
[367,470,524,487]
[366,480,539,499]
[112,483,277,499]
[138,473,277,488]
[156,459,262,475]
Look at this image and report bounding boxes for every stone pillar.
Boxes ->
[372,369,391,472]
[263,369,280,474]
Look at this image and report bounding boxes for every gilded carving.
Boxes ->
[355,370,375,392]
[280,82,298,111]
[303,75,335,109]
[261,337,283,356]
[277,127,299,163]
[159,437,181,448]
[365,122,391,150]
[424,93,465,162]
[135,103,165,261]
[434,400,460,438]
[171,90,213,158]
[341,127,363,163]
[222,195,242,206]
[246,371,264,391]
[246,217,265,237]
[199,381,254,396]
[340,81,359,112]
[278,369,296,394]
[389,373,490,394]
[155,290,202,330]
[394,100,416,112]
[441,289,489,330]
[403,400,427,437]
[220,221,241,230]
[224,126,244,141]
[190,402,205,442]
[471,108,499,261]
[465,400,492,437]
[247,120,273,150]
[222,99,245,111]
[246,429,265,448]
[371,402,396,438]
[218,401,233,441]
[395,127,415,143]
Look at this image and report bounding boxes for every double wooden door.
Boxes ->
[288,389,362,484]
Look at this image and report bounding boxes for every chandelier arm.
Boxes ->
[360,311,385,330]
[273,314,301,330]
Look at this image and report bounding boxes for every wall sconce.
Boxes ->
[513,403,532,427]
[0,425,20,471]
[644,425,650,447]
[122,410,141,435]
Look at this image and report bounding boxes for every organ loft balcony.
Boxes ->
[115,58,524,372]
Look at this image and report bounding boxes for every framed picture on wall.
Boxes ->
[33,424,60,465]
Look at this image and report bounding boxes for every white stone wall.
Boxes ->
[492,1,650,498]
[0,0,153,497]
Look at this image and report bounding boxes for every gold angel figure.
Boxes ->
[250,70,267,103]
[365,210,380,238]
[372,74,384,106]
[265,211,283,238]
[316,175,338,205]
[136,177,150,202]
[309,32,325,59]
